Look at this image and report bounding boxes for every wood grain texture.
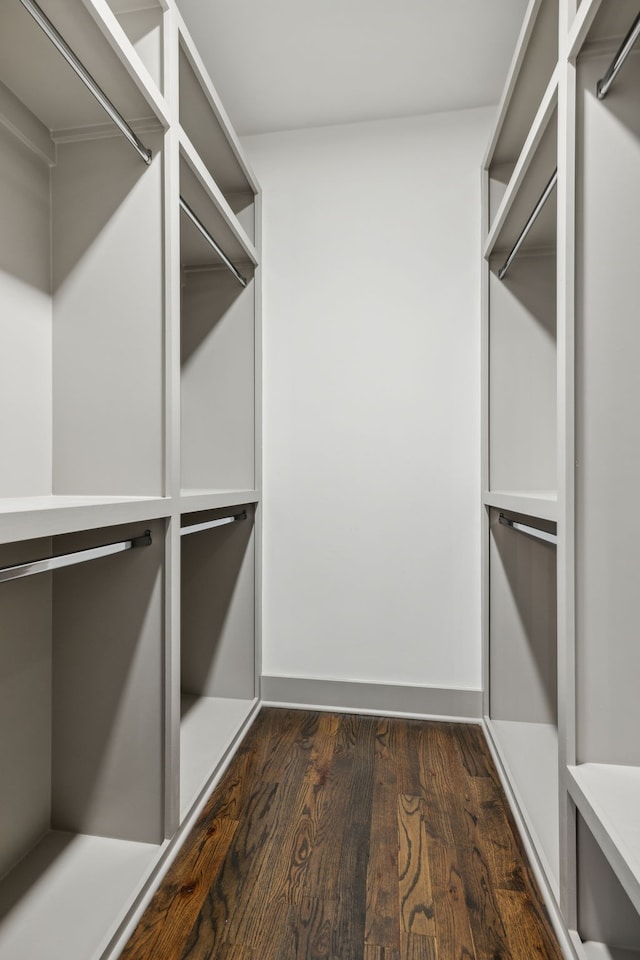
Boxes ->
[119,817,238,960]
[397,795,435,936]
[122,709,564,960]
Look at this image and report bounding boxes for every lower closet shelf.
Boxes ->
[580,943,640,960]
[0,831,160,960]
[488,718,559,891]
[180,695,257,820]
[568,763,640,915]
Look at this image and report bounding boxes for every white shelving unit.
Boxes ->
[483,0,640,956]
[0,0,261,957]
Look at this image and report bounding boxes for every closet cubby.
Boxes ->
[178,28,257,232]
[180,150,257,498]
[573,814,640,959]
[487,108,557,501]
[180,504,258,819]
[105,0,166,95]
[0,519,166,960]
[486,0,558,227]
[487,507,559,890]
[574,6,640,769]
[566,18,640,951]
[0,0,166,505]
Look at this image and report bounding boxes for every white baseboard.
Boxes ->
[260,675,482,722]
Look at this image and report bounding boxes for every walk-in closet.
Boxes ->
[0,0,638,957]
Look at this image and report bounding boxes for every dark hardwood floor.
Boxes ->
[121,709,564,960]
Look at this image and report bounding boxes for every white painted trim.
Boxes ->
[261,675,482,722]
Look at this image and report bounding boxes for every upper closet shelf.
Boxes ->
[0,495,170,545]
[177,12,258,203]
[483,490,558,522]
[0,0,168,160]
[484,74,558,262]
[180,489,259,516]
[484,0,558,170]
[106,0,167,12]
[567,764,640,916]
[569,0,639,60]
[180,136,258,270]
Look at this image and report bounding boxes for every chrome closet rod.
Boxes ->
[499,514,557,545]
[179,197,248,288]
[180,511,247,537]
[0,530,152,584]
[597,11,640,99]
[18,0,152,165]
[497,169,558,281]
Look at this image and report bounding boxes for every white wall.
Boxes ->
[244,107,492,693]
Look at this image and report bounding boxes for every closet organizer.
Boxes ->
[0,1,261,958]
[482,0,640,956]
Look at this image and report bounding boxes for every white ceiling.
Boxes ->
[176,0,530,137]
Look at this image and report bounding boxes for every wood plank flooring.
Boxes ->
[121,709,564,960]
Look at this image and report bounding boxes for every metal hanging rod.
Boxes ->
[0,530,152,584]
[497,169,558,281]
[180,197,248,288]
[597,11,640,100]
[499,514,557,545]
[18,0,152,165]
[181,511,247,537]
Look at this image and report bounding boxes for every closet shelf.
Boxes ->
[580,942,640,960]
[180,489,259,515]
[0,0,167,140]
[19,0,152,164]
[487,718,560,895]
[106,0,164,13]
[177,13,259,200]
[485,0,559,174]
[180,696,258,821]
[569,0,640,60]
[484,69,558,261]
[483,490,557,521]
[0,496,171,545]
[0,831,161,960]
[180,135,258,269]
[567,763,640,916]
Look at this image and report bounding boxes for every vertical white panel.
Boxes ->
[181,269,255,492]
[575,50,640,766]
[181,510,255,699]
[0,540,52,878]
[52,133,164,497]
[489,254,557,492]
[51,521,165,843]
[489,510,557,724]
[0,124,52,497]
